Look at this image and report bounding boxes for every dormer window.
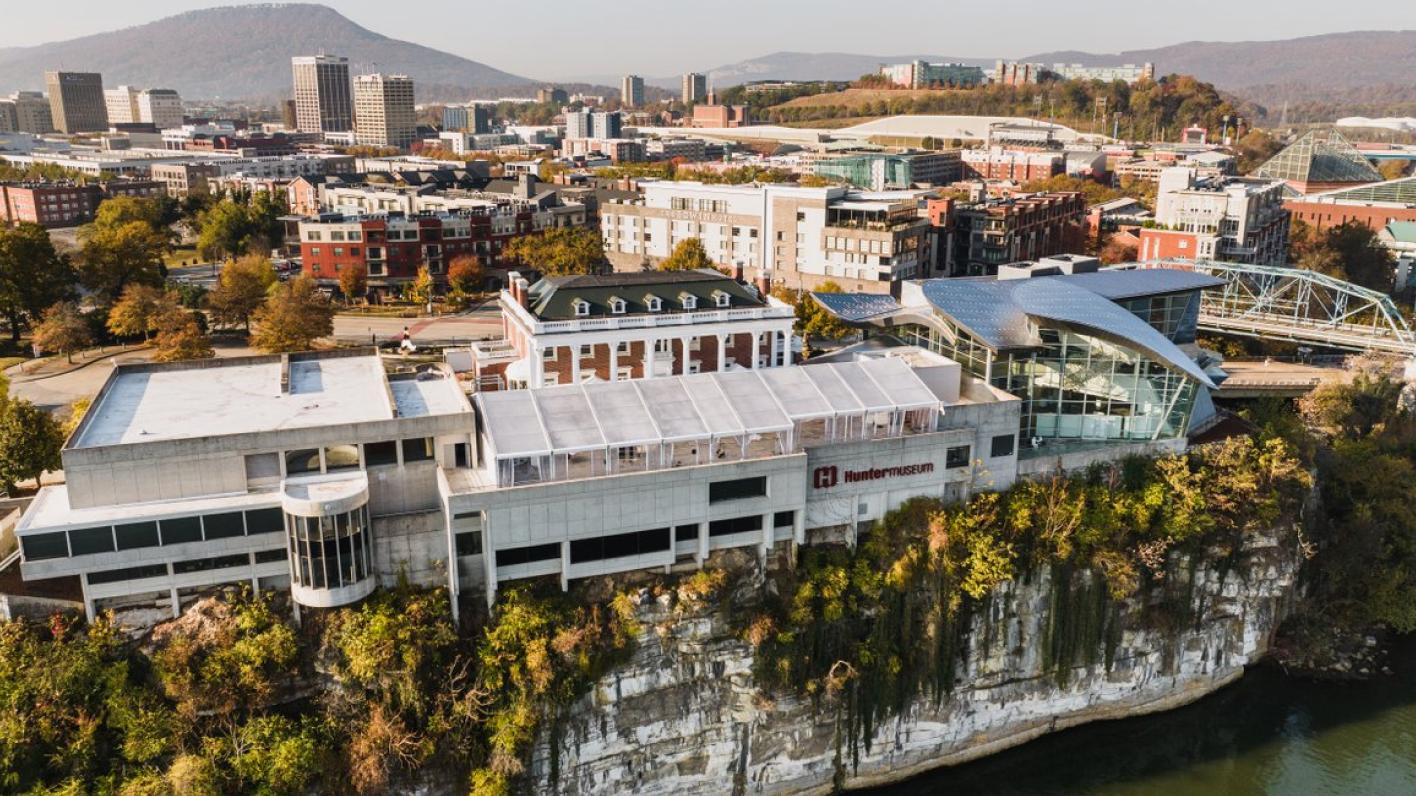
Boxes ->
[573,299,590,317]
[713,290,731,308]
[681,293,697,311]
[608,296,626,314]
[645,294,662,312]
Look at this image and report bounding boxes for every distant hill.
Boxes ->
[644,52,995,92]
[0,3,538,101]
[650,32,1416,112]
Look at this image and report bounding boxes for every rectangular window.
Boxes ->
[245,508,284,535]
[364,440,398,467]
[68,527,115,556]
[569,528,671,564]
[21,531,68,560]
[945,445,971,469]
[203,512,245,540]
[674,524,698,542]
[496,543,560,567]
[285,448,320,475]
[88,563,168,585]
[708,515,763,537]
[708,476,767,503]
[160,516,202,545]
[324,444,360,472]
[115,521,160,550]
[455,530,483,557]
[402,438,434,463]
[991,434,1016,458]
[254,548,288,564]
[773,511,795,528]
[173,553,249,574]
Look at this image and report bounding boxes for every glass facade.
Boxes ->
[900,320,1198,444]
[1117,292,1200,344]
[285,506,372,592]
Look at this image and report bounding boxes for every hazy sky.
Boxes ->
[4,0,1415,79]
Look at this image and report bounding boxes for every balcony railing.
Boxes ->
[502,291,794,335]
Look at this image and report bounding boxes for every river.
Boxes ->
[874,645,1416,795]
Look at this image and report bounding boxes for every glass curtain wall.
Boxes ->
[285,506,372,592]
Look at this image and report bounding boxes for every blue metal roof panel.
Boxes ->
[810,292,903,322]
[1055,268,1223,300]
[919,279,1037,349]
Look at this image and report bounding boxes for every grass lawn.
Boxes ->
[0,356,27,372]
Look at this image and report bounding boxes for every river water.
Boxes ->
[875,648,1416,796]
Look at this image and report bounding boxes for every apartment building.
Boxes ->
[879,61,986,89]
[961,148,1065,182]
[442,104,492,135]
[930,192,1087,276]
[291,55,353,134]
[1138,167,1289,265]
[621,75,645,108]
[469,269,796,390]
[600,181,935,293]
[150,155,354,198]
[0,179,165,227]
[565,110,621,140]
[103,86,141,125]
[45,71,108,134]
[138,89,184,130]
[353,74,416,150]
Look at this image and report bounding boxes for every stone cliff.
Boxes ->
[534,526,1301,794]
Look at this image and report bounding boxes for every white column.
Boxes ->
[760,511,773,564]
[643,337,654,378]
[750,332,762,368]
[168,586,180,619]
[569,346,580,384]
[681,335,692,374]
[530,345,544,388]
[717,334,727,372]
[609,342,619,382]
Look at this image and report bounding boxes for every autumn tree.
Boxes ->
[0,222,78,343]
[407,266,435,308]
[106,284,169,341]
[151,304,214,363]
[773,281,856,349]
[1378,159,1411,182]
[337,265,368,304]
[33,302,92,362]
[1295,221,1395,293]
[447,255,482,303]
[252,274,335,353]
[196,195,284,262]
[77,211,169,305]
[502,227,607,277]
[1098,232,1139,265]
[658,237,715,271]
[1235,129,1284,174]
[208,254,277,331]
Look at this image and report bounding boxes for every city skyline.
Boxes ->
[2,0,1414,81]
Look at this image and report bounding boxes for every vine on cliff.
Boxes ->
[746,435,1309,765]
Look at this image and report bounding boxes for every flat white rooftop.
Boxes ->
[73,353,467,449]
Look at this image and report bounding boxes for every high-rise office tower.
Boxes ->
[9,91,54,133]
[291,55,353,133]
[45,71,108,133]
[353,73,416,149]
[138,89,184,130]
[103,85,141,125]
[621,75,645,108]
[682,72,707,104]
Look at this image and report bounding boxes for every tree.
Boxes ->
[0,398,64,492]
[208,254,277,331]
[33,302,92,362]
[1378,159,1411,182]
[1296,221,1395,293]
[1235,129,1284,174]
[658,238,715,271]
[447,255,483,302]
[337,265,368,304]
[502,227,607,277]
[407,266,435,307]
[773,281,856,348]
[1098,232,1139,264]
[0,222,78,343]
[252,274,335,353]
[77,219,168,305]
[152,304,214,363]
[107,284,169,340]
[196,199,256,261]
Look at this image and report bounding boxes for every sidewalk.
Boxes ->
[6,344,149,383]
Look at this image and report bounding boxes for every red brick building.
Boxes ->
[1283,177,1416,234]
[0,179,165,228]
[932,191,1087,276]
[960,148,1064,183]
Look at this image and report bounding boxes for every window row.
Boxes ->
[272,437,436,477]
[23,507,286,561]
[569,527,671,564]
[86,548,286,586]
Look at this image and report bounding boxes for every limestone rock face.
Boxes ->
[535,528,1300,795]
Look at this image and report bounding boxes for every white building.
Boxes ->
[103,86,141,125]
[138,89,184,130]
[11,347,1021,619]
[599,181,935,293]
[1141,167,1290,265]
